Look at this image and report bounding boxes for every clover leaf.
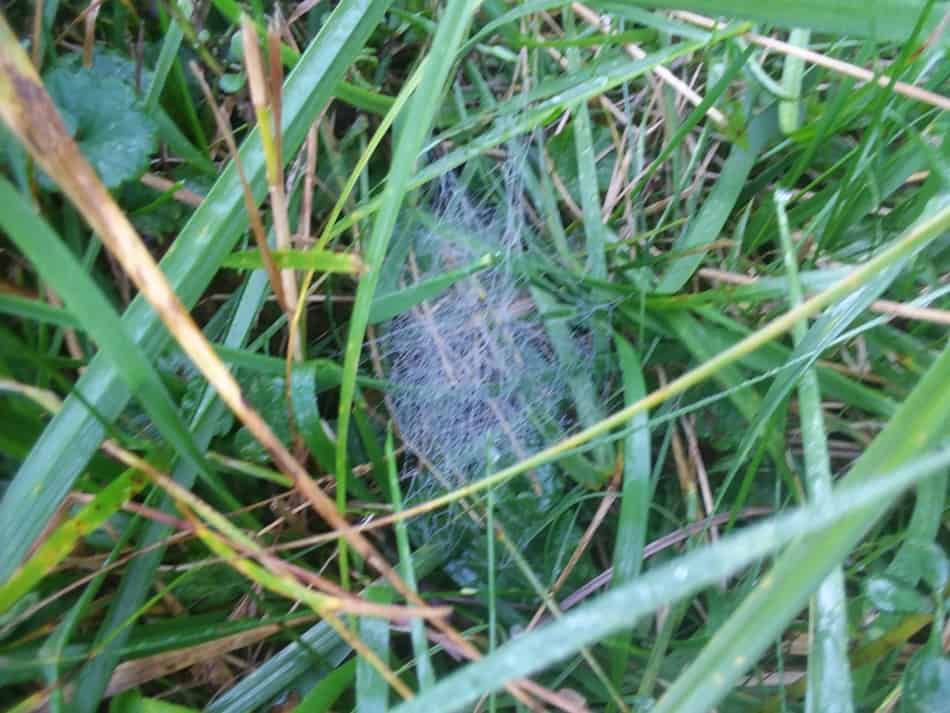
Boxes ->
[44,65,157,189]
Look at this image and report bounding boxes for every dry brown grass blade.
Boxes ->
[241,13,300,355]
[189,61,290,313]
[101,616,317,698]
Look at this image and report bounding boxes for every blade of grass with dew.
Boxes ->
[0,0,393,582]
[656,108,779,293]
[607,335,651,702]
[649,339,950,713]
[388,433,950,713]
[775,190,853,713]
[334,0,481,587]
[614,0,949,45]
[385,428,435,690]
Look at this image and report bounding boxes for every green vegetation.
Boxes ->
[0,1,948,712]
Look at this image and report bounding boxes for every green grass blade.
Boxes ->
[294,660,356,713]
[778,28,811,133]
[144,0,190,111]
[775,191,853,713]
[608,335,651,698]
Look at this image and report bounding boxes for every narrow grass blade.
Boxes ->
[656,109,778,293]
[144,0,190,111]
[386,428,435,690]
[775,191,853,713]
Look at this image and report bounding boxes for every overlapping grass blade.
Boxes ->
[0,0,393,582]
[388,374,950,713]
